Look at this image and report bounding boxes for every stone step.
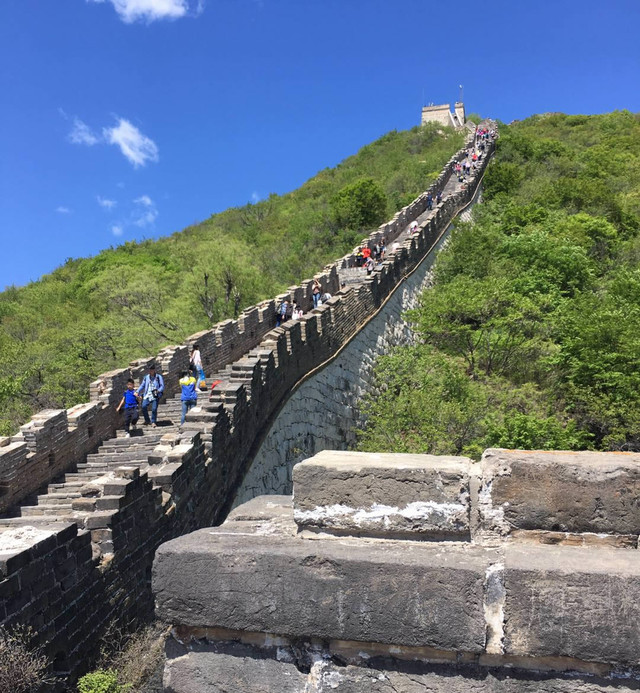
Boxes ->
[87,452,153,464]
[99,436,163,449]
[20,504,74,518]
[63,471,107,481]
[37,493,80,505]
[48,480,84,491]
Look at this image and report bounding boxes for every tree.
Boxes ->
[407,276,546,380]
[358,347,488,456]
[331,178,387,230]
[484,412,590,450]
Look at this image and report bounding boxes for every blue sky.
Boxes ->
[1,0,639,289]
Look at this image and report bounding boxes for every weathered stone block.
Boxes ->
[164,649,307,693]
[503,544,640,664]
[154,527,489,651]
[163,646,640,692]
[226,495,292,523]
[480,449,640,537]
[293,450,471,539]
[314,663,640,692]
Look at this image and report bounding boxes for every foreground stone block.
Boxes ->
[154,527,490,652]
[293,450,471,539]
[480,449,640,537]
[164,648,307,693]
[504,544,640,664]
[164,645,640,693]
[316,664,640,692]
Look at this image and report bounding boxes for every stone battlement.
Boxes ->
[154,448,640,692]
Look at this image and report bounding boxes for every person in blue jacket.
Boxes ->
[115,378,141,437]
[179,370,198,425]
[136,363,165,428]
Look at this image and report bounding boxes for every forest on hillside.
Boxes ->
[0,123,466,435]
[358,111,640,457]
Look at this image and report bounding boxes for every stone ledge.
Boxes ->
[293,450,472,539]
[480,449,640,539]
[153,527,490,652]
[163,634,639,693]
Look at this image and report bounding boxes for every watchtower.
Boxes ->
[421,101,466,130]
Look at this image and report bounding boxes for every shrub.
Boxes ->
[0,626,51,693]
[77,669,131,693]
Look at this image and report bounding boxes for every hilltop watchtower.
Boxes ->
[421,101,466,129]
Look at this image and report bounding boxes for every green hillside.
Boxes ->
[0,124,465,435]
[358,111,640,457]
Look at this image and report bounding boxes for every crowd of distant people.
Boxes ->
[453,125,496,184]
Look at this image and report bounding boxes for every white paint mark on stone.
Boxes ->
[294,500,467,530]
[484,561,505,654]
[307,660,331,692]
[477,479,510,539]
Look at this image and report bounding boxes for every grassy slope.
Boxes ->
[0,124,465,434]
[358,111,640,457]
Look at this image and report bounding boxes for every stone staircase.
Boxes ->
[6,130,492,547]
[15,389,197,523]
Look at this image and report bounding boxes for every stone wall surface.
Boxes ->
[1,128,495,684]
[155,449,640,692]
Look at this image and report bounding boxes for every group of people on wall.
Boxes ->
[275,279,334,327]
[115,343,210,435]
[455,124,495,183]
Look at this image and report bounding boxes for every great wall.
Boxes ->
[5,115,640,693]
[0,119,494,684]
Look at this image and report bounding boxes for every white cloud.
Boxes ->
[97,196,117,209]
[251,191,260,203]
[69,117,100,146]
[56,206,71,214]
[86,0,202,23]
[103,118,159,168]
[107,195,158,238]
[132,195,158,227]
